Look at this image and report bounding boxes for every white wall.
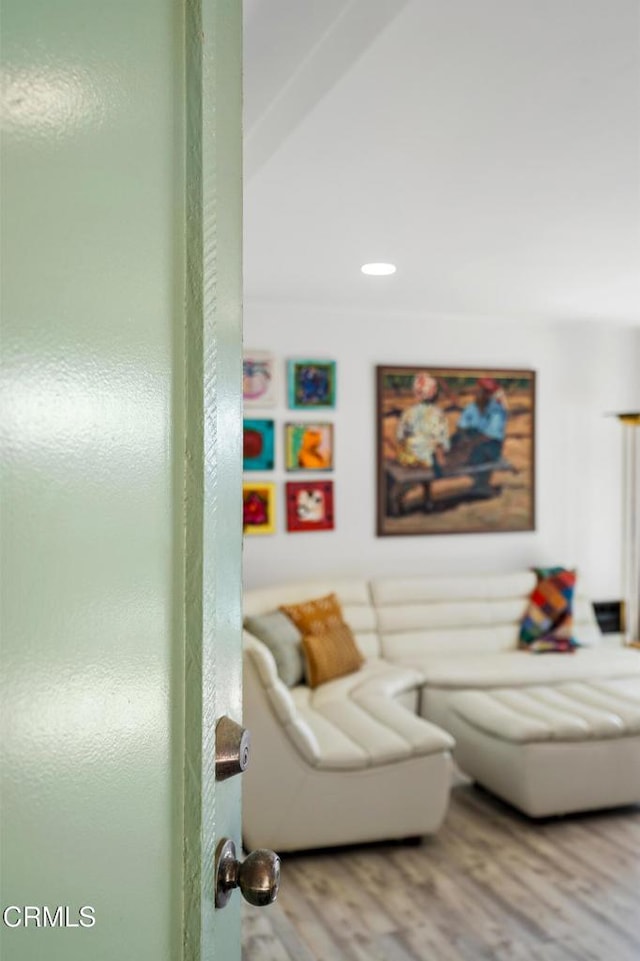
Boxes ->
[243,302,638,600]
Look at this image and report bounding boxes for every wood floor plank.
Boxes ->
[391,847,538,955]
[284,853,389,941]
[285,918,350,961]
[329,857,398,936]
[241,908,295,961]
[346,849,434,929]
[268,905,318,961]
[445,789,640,960]
[401,920,495,961]
[587,808,640,852]
[242,785,640,961]
[372,932,423,961]
[416,850,552,956]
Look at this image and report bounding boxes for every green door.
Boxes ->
[0,1,243,959]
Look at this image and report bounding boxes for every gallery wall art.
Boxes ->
[243,419,275,471]
[287,359,336,409]
[243,482,276,535]
[243,349,277,408]
[286,480,335,532]
[376,366,536,536]
[241,351,338,536]
[285,422,334,472]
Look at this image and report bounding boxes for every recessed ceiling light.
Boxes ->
[361,262,396,276]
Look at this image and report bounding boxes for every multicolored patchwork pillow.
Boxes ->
[534,565,568,580]
[519,568,579,653]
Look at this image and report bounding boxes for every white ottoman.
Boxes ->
[448,678,640,817]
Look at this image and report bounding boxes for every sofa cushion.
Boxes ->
[372,572,601,659]
[243,610,304,687]
[302,626,364,688]
[245,578,372,616]
[392,648,640,689]
[370,571,537,605]
[245,636,449,770]
[450,679,640,743]
[288,659,452,767]
[244,577,381,658]
[292,658,425,705]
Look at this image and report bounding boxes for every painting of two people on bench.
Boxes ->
[377,366,535,536]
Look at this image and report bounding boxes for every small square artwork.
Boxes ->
[287,359,336,409]
[243,350,277,408]
[285,422,334,472]
[243,419,275,471]
[243,482,276,535]
[286,480,334,532]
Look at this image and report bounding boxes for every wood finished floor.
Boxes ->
[242,783,640,961]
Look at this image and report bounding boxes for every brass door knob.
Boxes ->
[215,838,280,908]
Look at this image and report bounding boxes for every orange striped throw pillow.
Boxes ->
[302,625,364,689]
[280,593,364,687]
[280,593,344,636]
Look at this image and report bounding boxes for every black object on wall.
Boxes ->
[592,600,624,634]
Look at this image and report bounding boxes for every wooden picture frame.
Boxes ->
[376,365,536,536]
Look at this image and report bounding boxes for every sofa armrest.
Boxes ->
[243,633,321,765]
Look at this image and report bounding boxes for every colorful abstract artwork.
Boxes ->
[243,419,275,471]
[376,366,536,536]
[243,482,276,535]
[286,481,334,532]
[243,350,277,408]
[287,359,336,409]
[285,422,334,472]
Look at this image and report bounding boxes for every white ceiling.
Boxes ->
[243,0,640,325]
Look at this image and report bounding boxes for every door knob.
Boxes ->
[215,838,280,908]
[215,716,251,780]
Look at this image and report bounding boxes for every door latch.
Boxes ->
[215,716,251,781]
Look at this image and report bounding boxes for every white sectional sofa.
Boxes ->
[367,571,639,730]
[243,571,640,849]
[243,638,454,851]
[447,679,640,817]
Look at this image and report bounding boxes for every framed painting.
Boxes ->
[376,366,536,536]
[243,349,277,408]
[243,419,275,471]
[287,359,336,409]
[285,422,334,472]
[243,482,276,535]
[286,480,334,532]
